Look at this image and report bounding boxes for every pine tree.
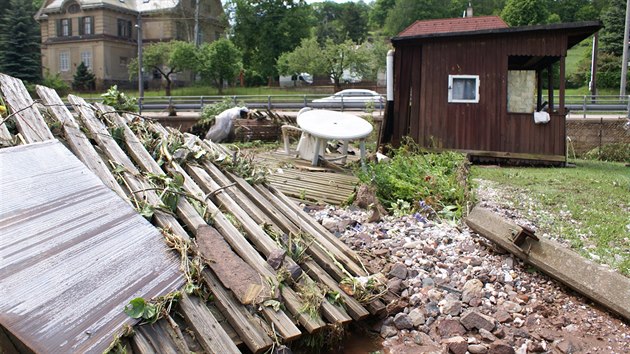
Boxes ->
[73,62,96,91]
[600,0,627,56]
[0,0,41,82]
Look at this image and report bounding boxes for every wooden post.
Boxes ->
[466,207,630,321]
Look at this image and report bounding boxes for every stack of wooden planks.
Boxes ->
[0,73,385,353]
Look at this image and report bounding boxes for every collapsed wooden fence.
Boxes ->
[0,73,386,353]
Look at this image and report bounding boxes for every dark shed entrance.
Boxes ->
[382,17,602,164]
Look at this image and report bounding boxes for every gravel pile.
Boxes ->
[306,181,629,354]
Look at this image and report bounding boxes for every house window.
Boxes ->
[81,51,92,70]
[67,3,80,14]
[448,75,480,103]
[58,18,72,37]
[117,19,132,38]
[507,70,536,113]
[59,52,70,72]
[79,16,94,35]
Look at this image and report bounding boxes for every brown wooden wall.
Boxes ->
[392,32,569,159]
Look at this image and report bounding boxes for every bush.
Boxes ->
[583,143,630,163]
[357,141,472,220]
[41,69,70,97]
[101,85,138,112]
[243,69,267,87]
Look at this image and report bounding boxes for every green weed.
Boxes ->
[357,141,472,219]
[473,160,630,275]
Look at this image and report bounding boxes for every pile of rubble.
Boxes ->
[308,188,630,353]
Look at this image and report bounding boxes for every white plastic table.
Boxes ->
[296,109,373,167]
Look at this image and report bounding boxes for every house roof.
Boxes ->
[392,20,602,49]
[39,0,180,16]
[398,16,508,38]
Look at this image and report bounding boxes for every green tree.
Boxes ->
[0,0,41,83]
[277,37,372,91]
[198,39,242,94]
[312,1,369,44]
[600,0,626,56]
[369,0,396,30]
[383,0,450,36]
[501,0,550,26]
[128,41,197,96]
[72,62,96,91]
[230,0,313,83]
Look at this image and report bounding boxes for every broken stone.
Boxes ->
[393,313,414,330]
[556,339,579,353]
[501,300,522,313]
[425,302,440,318]
[479,328,497,342]
[439,295,462,316]
[387,278,403,295]
[437,319,466,338]
[287,264,302,281]
[409,308,426,327]
[267,249,286,270]
[462,279,484,303]
[354,184,387,216]
[468,344,489,354]
[380,324,398,338]
[373,249,389,257]
[494,310,512,323]
[488,341,516,354]
[527,340,547,353]
[389,263,408,280]
[460,310,496,332]
[444,336,467,354]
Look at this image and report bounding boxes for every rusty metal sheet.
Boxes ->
[0,140,184,353]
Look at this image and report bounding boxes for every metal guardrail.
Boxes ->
[80,94,629,117]
[564,95,630,118]
[83,94,386,114]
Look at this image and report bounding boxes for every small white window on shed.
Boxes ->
[448,75,480,103]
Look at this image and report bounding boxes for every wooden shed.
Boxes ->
[382,16,602,164]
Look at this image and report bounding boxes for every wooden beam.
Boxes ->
[36,87,128,200]
[559,55,566,115]
[0,74,54,143]
[178,294,241,354]
[426,147,567,163]
[201,269,273,354]
[466,207,630,321]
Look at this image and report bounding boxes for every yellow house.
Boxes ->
[35,0,225,89]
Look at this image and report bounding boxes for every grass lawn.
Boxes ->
[472,160,630,276]
[77,85,322,99]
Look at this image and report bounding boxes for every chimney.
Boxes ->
[466,2,473,17]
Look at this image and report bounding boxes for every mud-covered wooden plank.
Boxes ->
[197,225,266,305]
[179,293,242,354]
[0,74,54,143]
[35,86,128,199]
[466,206,630,321]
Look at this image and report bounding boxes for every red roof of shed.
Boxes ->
[398,16,508,37]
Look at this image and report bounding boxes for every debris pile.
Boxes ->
[0,73,385,353]
[309,204,630,353]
